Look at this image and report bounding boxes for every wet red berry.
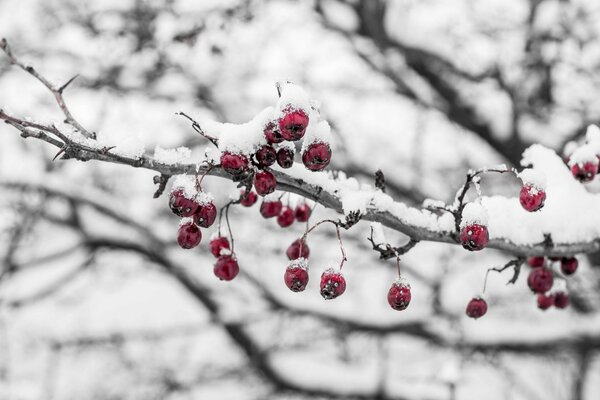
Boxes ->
[320,268,346,300]
[302,142,331,171]
[240,190,258,207]
[253,171,277,196]
[277,206,295,228]
[220,152,249,175]
[519,185,546,212]
[276,147,295,168]
[527,256,545,268]
[284,259,309,292]
[264,122,284,144]
[177,222,202,249]
[295,203,311,222]
[209,236,230,258]
[286,239,310,260]
[571,162,597,182]
[465,297,487,319]
[460,224,489,251]
[278,108,309,141]
[214,255,239,281]
[553,291,569,309]
[537,294,554,310]
[560,257,578,275]
[254,145,277,167]
[260,200,283,218]
[527,267,554,293]
[169,189,199,217]
[387,279,411,311]
[194,202,217,228]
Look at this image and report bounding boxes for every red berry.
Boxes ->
[519,185,546,212]
[459,224,489,251]
[560,257,578,275]
[320,268,346,300]
[284,259,309,292]
[295,203,311,222]
[286,239,310,260]
[177,222,202,249]
[214,255,239,281]
[537,294,554,310]
[277,206,295,228]
[169,189,199,217]
[264,122,284,144]
[527,267,554,294]
[194,202,217,228]
[240,190,258,207]
[387,279,411,311]
[220,152,249,175]
[254,145,277,167]
[553,291,569,309]
[278,108,309,141]
[209,236,230,258]
[253,171,277,196]
[465,297,487,319]
[302,142,331,171]
[571,162,597,182]
[276,147,295,168]
[260,200,283,218]
[527,256,545,268]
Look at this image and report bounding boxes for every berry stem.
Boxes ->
[176,112,218,147]
[196,163,216,191]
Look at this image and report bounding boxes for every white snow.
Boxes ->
[301,119,332,148]
[370,222,386,244]
[275,82,311,114]
[460,203,489,228]
[568,144,599,166]
[518,168,547,190]
[205,107,273,155]
[153,145,192,164]
[171,174,197,198]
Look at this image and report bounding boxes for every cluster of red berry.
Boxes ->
[527,256,575,310]
[564,125,600,182]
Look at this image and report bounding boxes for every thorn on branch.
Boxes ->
[368,227,419,260]
[375,169,386,192]
[58,74,79,94]
[153,174,171,198]
[176,111,218,147]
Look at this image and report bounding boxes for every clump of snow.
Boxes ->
[568,145,599,167]
[563,141,578,158]
[585,124,600,144]
[370,222,386,244]
[393,276,410,288]
[322,267,342,276]
[278,141,296,153]
[276,82,311,114]
[341,190,372,216]
[195,190,214,205]
[518,169,547,190]
[422,198,446,209]
[153,145,191,164]
[204,147,221,164]
[171,174,197,198]
[203,107,273,155]
[178,217,193,226]
[302,119,332,148]
[460,202,489,228]
[288,258,308,270]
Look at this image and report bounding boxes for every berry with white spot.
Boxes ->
[320,268,346,300]
[220,152,249,175]
[278,108,309,141]
[302,142,331,171]
[387,278,411,311]
[169,189,198,217]
[177,221,202,249]
[284,258,309,292]
[194,202,217,228]
[276,147,295,168]
[254,145,277,168]
[209,236,230,258]
[465,297,488,319]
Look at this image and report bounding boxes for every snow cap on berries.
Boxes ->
[279,141,296,154]
[568,145,599,167]
[171,175,197,198]
[460,202,489,229]
[518,169,547,190]
[392,276,410,288]
[563,141,578,158]
[178,217,194,226]
[207,107,273,155]
[301,119,332,149]
[276,83,311,114]
[288,257,308,271]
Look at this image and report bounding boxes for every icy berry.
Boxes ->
[284,259,309,292]
[527,267,554,294]
[260,200,283,218]
[253,171,277,196]
[302,142,331,171]
[209,236,230,258]
[553,292,569,309]
[220,152,249,175]
[278,108,309,141]
[519,185,546,212]
[537,294,554,310]
[177,222,202,249]
[240,190,258,207]
[387,280,411,311]
[277,206,295,228]
[254,145,277,168]
[320,268,346,300]
[214,255,239,281]
[286,239,310,260]
[169,189,198,217]
[276,147,294,168]
[460,224,489,251]
[465,297,487,319]
[571,162,597,182]
[295,203,311,222]
[560,257,578,275]
[527,256,545,268]
[194,202,217,228]
[264,122,283,144]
